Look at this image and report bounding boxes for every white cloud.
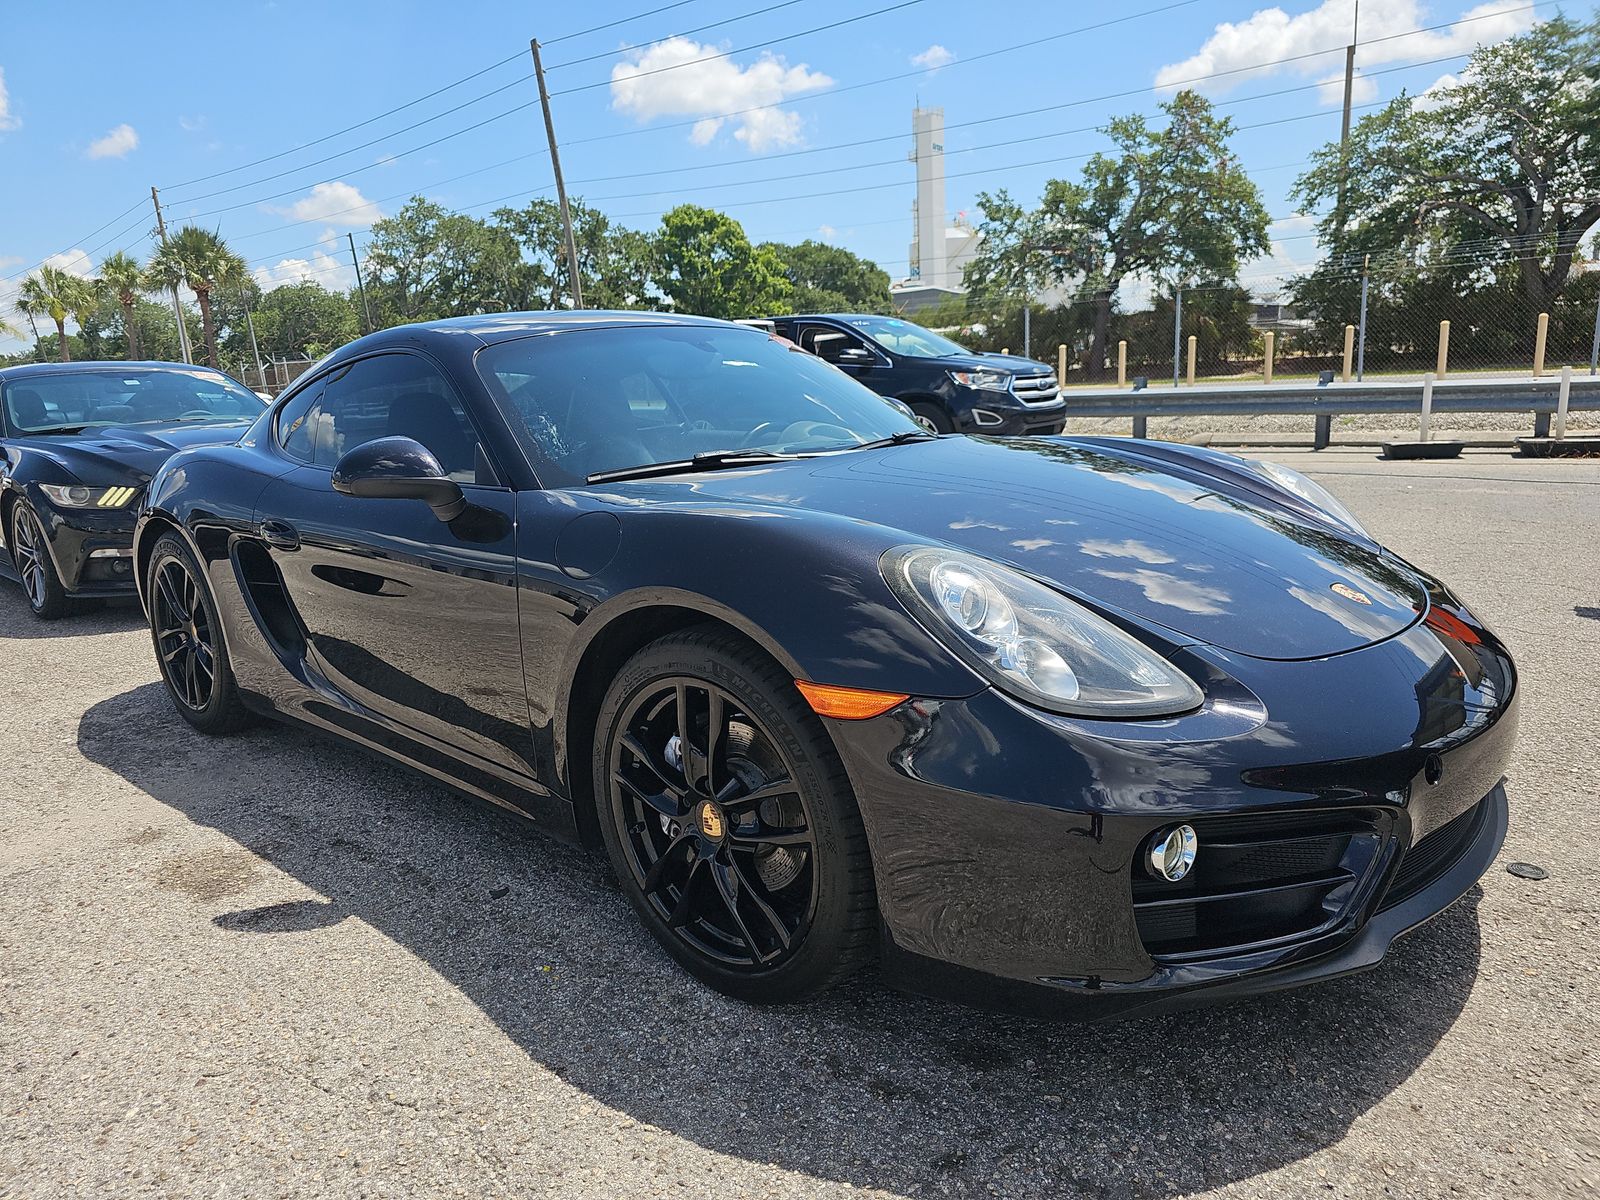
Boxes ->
[818,224,837,239]
[178,115,206,133]
[267,181,382,227]
[43,248,94,278]
[86,123,139,160]
[1154,0,1535,99]
[911,44,955,70]
[1417,72,1461,110]
[610,37,832,153]
[0,67,17,132]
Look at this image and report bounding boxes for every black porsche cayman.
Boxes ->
[132,313,1517,1016]
[1,362,266,618]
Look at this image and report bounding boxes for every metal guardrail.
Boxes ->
[1061,375,1600,448]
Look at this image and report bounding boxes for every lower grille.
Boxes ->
[1381,800,1483,909]
[1133,809,1388,960]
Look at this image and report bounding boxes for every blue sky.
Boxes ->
[0,0,1545,351]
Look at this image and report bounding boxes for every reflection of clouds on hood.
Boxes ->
[1095,568,1231,616]
[1101,472,1208,505]
[1079,538,1176,565]
[1287,585,1395,639]
[950,517,1009,531]
[1010,537,1057,552]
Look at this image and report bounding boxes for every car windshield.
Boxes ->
[842,316,972,359]
[3,368,266,435]
[476,323,923,485]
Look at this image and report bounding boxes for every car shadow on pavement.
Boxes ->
[0,594,146,639]
[79,683,1483,1199]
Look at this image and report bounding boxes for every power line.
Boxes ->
[544,0,809,71]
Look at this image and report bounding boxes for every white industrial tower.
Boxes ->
[909,106,949,288]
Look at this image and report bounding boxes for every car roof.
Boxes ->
[0,361,234,381]
[765,313,889,322]
[405,310,735,343]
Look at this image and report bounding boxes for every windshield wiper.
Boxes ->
[848,430,939,451]
[586,449,808,485]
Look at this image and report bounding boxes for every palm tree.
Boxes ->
[148,226,245,368]
[99,250,148,359]
[13,265,92,363]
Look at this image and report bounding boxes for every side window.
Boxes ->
[280,354,488,484]
[277,385,322,464]
[798,324,868,363]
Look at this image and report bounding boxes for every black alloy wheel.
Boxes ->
[9,501,70,619]
[146,532,254,734]
[596,629,876,1002]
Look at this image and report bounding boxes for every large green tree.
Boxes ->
[966,89,1270,375]
[365,197,530,324]
[1294,16,1600,310]
[760,240,892,313]
[99,251,148,359]
[492,197,655,310]
[13,265,95,363]
[234,280,360,361]
[147,226,247,369]
[653,205,790,319]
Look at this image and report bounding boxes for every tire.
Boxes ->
[909,402,953,434]
[146,531,255,735]
[9,500,73,620]
[594,627,877,1003]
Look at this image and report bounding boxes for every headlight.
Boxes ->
[948,369,1010,393]
[37,483,140,508]
[883,546,1205,718]
[1248,460,1367,537]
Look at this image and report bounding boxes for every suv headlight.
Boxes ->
[37,483,140,508]
[883,546,1204,718]
[948,369,1010,393]
[1248,460,1367,537]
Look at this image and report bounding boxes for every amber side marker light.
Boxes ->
[794,680,909,720]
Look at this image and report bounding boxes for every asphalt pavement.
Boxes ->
[2,447,1596,1199]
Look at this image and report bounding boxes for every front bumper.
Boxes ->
[949,388,1067,436]
[825,583,1518,1018]
[20,492,139,596]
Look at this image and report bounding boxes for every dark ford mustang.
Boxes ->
[1,362,266,618]
[133,313,1517,1017]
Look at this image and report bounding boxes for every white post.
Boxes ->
[1555,364,1572,440]
[1419,372,1435,442]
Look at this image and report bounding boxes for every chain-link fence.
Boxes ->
[918,255,1600,390]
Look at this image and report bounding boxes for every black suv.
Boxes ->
[767,313,1066,436]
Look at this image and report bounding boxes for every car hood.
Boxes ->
[598,436,1427,661]
[935,352,1053,376]
[9,421,250,485]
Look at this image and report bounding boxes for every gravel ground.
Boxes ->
[2,448,1597,1200]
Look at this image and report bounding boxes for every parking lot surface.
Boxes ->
[2,447,1597,1199]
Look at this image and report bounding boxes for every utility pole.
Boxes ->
[347,232,375,333]
[150,186,194,364]
[531,38,584,309]
[1334,1,1360,241]
[244,306,265,388]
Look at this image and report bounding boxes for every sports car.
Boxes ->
[1,362,266,618]
[132,313,1517,1017]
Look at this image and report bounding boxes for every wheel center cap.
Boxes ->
[696,802,726,841]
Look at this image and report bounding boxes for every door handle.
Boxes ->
[259,519,300,551]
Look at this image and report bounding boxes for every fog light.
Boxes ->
[1148,824,1197,882]
[971,408,1005,427]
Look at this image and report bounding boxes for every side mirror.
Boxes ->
[331,436,466,522]
[837,346,874,365]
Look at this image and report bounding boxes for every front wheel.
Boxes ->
[909,402,953,434]
[594,628,877,1003]
[146,532,255,735]
[10,500,73,619]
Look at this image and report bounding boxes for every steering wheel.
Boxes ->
[178,409,218,420]
[739,421,779,448]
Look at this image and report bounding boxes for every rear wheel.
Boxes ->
[9,500,72,619]
[909,402,953,434]
[595,628,877,1002]
[146,532,254,735]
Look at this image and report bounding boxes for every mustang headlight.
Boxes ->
[948,369,1010,393]
[1248,460,1367,537]
[884,546,1204,717]
[37,483,140,509]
